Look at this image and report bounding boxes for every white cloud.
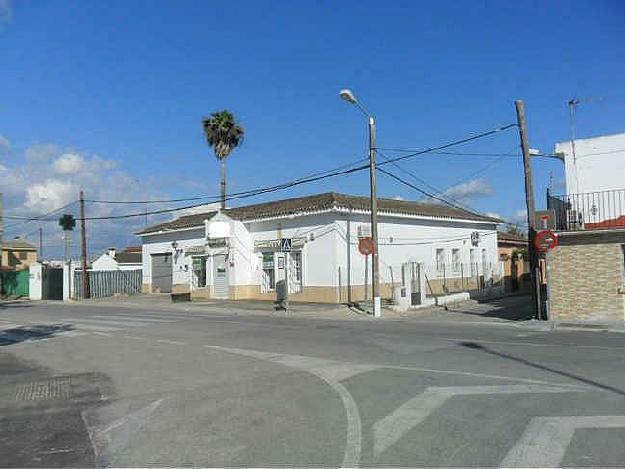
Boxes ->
[2,142,167,259]
[25,143,58,162]
[509,209,528,224]
[392,195,404,201]
[444,178,494,201]
[24,179,75,212]
[0,134,9,154]
[485,211,500,219]
[0,0,10,24]
[52,153,87,174]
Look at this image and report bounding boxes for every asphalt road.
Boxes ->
[0,298,624,467]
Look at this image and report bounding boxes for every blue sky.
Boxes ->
[1,0,624,257]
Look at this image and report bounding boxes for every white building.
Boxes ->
[91,247,142,271]
[137,192,501,303]
[555,131,625,195]
[554,131,625,227]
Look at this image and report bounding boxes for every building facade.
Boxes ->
[91,247,142,271]
[547,133,625,323]
[1,238,38,271]
[497,231,529,293]
[137,193,500,303]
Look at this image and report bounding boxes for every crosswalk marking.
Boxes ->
[501,415,625,467]
[373,384,585,457]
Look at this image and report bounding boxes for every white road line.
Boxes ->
[91,315,174,323]
[207,345,372,468]
[373,384,584,457]
[122,335,149,341]
[501,415,625,468]
[82,399,163,466]
[60,318,155,328]
[156,339,186,345]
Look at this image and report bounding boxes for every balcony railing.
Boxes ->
[547,188,625,232]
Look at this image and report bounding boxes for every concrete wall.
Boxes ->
[556,132,625,195]
[547,231,625,322]
[29,263,42,300]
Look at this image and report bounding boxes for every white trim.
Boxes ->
[137,226,205,237]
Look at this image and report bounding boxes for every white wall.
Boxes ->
[91,253,118,271]
[246,213,339,287]
[29,263,42,300]
[556,132,625,195]
[335,213,499,286]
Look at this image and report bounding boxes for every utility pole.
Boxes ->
[79,190,90,299]
[369,116,381,318]
[39,227,43,261]
[515,100,541,320]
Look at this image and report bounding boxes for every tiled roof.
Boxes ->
[115,249,142,264]
[2,238,37,250]
[497,231,528,244]
[137,192,501,235]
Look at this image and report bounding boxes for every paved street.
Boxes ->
[0,297,624,467]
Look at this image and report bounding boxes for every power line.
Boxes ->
[9,122,517,222]
[4,201,78,227]
[378,165,527,228]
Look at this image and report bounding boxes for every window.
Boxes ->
[482,249,488,275]
[470,249,476,276]
[452,249,461,273]
[436,248,445,275]
[262,252,275,290]
[192,256,207,287]
[291,251,302,282]
[18,252,27,260]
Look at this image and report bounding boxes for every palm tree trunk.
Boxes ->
[220,158,226,210]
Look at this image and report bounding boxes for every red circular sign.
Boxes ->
[534,230,558,252]
[358,237,375,256]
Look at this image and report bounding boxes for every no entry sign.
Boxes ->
[534,230,558,252]
[358,237,375,256]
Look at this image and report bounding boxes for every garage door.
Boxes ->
[151,253,172,293]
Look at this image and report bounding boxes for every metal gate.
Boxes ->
[42,267,63,300]
[151,253,172,293]
[1,270,30,298]
[212,254,229,299]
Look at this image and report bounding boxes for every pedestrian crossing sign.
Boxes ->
[280,238,292,252]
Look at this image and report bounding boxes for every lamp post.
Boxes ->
[339,89,381,317]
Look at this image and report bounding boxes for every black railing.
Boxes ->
[547,188,625,232]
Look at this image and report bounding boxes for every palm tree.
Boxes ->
[202,110,244,209]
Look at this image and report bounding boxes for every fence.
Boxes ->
[73,269,142,300]
[548,188,625,231]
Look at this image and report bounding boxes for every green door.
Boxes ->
[1,270,30,297]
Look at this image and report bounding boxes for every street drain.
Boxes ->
[13,376,72,402]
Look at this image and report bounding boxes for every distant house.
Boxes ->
[1,238,37,271]
[91,247,142,271]
[497,232,528,293]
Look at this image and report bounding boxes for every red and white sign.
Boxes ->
[534,230,558,252]
[358,237,375,256]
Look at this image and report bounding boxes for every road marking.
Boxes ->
[91,315,174,323]
[90,331,112,337]
[61,318,156,328]
[156,339,186,345]
[207,345,374,468]
[82,399,163,466]
[373,384,585,457]
[501,415,625,467]
[71,324,122,332]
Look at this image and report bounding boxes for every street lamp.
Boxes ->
[339,88,381,318]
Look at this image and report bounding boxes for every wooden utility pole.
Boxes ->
[515,100,541,320]
[79,190,90,299]
[368,116,381,317]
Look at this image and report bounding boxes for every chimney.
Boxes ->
[107,247,116,258]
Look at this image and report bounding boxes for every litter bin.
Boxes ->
[275,279,288,311]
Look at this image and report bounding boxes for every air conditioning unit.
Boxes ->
[357,224,371,239]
